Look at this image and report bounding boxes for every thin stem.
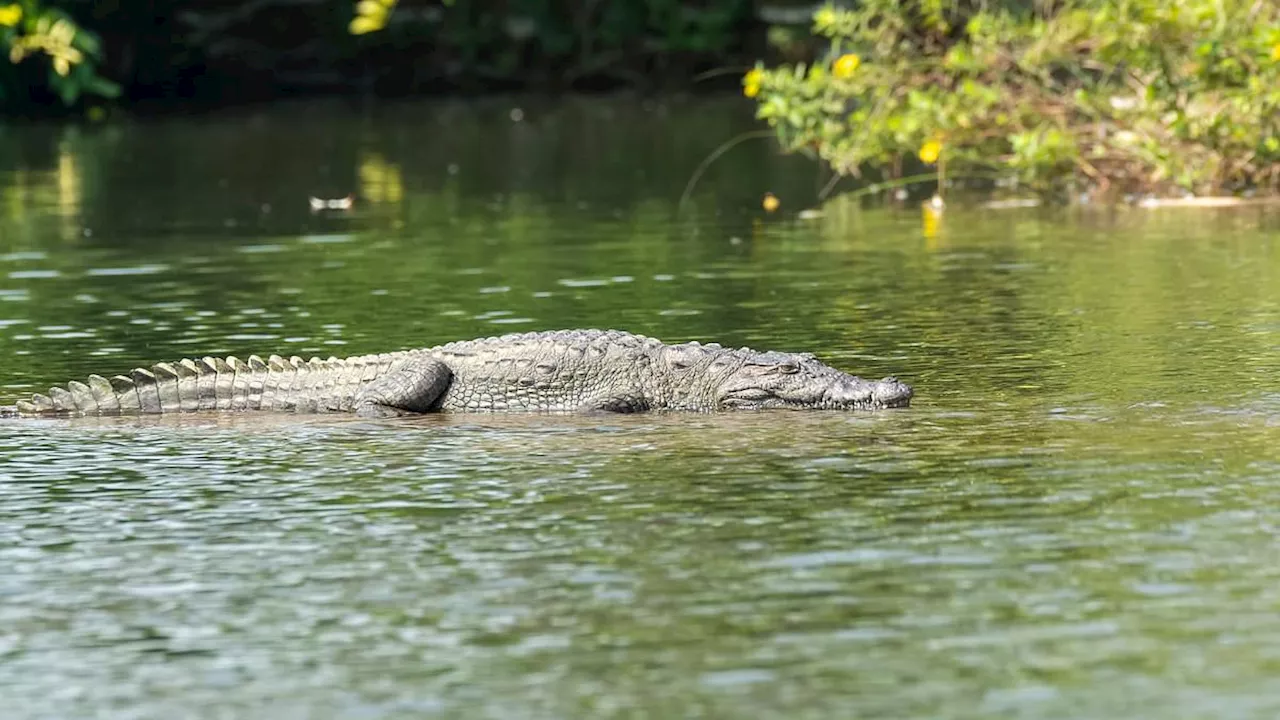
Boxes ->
[678,130,776,212]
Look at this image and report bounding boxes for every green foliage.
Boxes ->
[347,0,748,84]
[347,0,751,83]
[748,0,1280,197]
[0,0,118,108]
[4,0,757,115]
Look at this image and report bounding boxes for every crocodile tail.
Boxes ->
[11,359,175,415]
[9,352,398,417]
[13,359,218,416]
[15,375,109,416]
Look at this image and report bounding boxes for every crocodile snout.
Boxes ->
[825,374,913,409]
[872,376,913,408]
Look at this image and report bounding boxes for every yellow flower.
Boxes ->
[1271,44,1280,62]
[0,4,21,27]
[762,192,780,212]
[832,53,860,79]
[48,18,74,44]
[349,15,382,34]
[350,0,396,34]
[743,67,763,98]
[919,138,943,164]
[357,0,389,19]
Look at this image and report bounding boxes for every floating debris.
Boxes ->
[308,194,355,212]
[1136,196,1265,209]
[981,198,1042,209]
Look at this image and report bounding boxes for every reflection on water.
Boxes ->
[2,98,1280,719]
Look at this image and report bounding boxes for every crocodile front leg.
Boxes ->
[353,356,453,418]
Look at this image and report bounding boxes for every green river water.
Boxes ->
[2,97,1279,719]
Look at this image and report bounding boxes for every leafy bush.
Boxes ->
[2,0,757,113]
[0,0,117,107]
[746,0,1280,198]
[348,0,752,84]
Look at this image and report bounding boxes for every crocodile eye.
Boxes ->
[776,363,800,375]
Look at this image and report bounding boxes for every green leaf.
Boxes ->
[49,70,80,106]
[84,73,121,99]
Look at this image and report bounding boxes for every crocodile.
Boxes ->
[1,329,912,418]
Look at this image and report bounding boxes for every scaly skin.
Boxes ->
[1,329,913,418]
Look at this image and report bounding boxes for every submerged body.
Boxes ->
[2,329,912,418]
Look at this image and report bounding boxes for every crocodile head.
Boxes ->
[717,351,913,410]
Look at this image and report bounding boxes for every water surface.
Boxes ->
[2,97,1280,719]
